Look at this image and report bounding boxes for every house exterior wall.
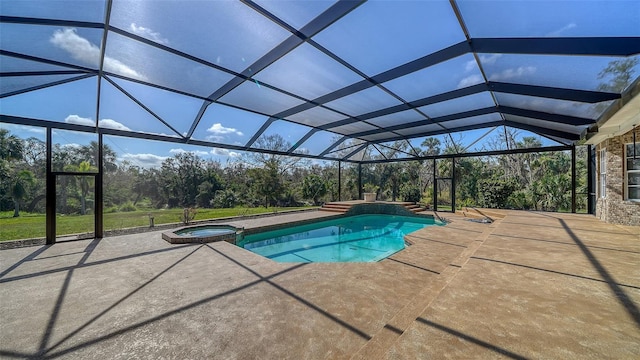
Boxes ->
[595,128,640,226]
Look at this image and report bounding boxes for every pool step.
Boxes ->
[320,201,427,214]
[320,202,352,213]
[405,204,425,213]
[320,207,350,213]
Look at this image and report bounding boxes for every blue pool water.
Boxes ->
[237,214,441,263]
[175,226,235,237]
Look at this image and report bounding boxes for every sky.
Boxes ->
[1,0,639,168]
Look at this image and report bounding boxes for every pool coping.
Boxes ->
[161,225,240,244]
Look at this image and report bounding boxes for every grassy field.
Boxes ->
[0,206,312,241]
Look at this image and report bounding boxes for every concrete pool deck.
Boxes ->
[1,209,638,359]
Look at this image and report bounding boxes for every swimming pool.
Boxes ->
[237,214,441,263]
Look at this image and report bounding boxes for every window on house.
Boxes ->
[626,143,640,201]
[599,149,606,198]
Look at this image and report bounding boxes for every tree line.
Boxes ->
[0,128,587,218]
[353,130,587,212]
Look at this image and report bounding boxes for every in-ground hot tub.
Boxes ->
[162,225,241,244]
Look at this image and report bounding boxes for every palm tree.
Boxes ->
[0,129,32,217]
[11,169,35,217]
[64,161,97,215]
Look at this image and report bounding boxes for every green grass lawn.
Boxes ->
[0,206,312,242]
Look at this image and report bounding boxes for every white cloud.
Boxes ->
[206,135,225,143]
[457,74,484,89]
[64,114,95,127]
[0,123,46,135]
[488,66,536,81]
[129,23,169,45]
[479,54,502,66]
[64,115,131,131]
[99,118,131,131]
[50,28,145,80]
[508,98,593,116]
[465,54,502,72]
[212,148,240,157]
[546,22,577,37]
[121,153,167,168]
[464,59,477,73]
[169,148,209,156]
[207,123,243,136]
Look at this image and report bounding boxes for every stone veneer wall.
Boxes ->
[595,127,640,226]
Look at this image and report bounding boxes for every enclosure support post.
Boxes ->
[433,158,437,211]
[45,127,55,245]
[587,145,596,214]
[337,161,341,202]
[358,163,362,201]
[95,132,104,238]
[451,158,456,213]
[571,145,576,213]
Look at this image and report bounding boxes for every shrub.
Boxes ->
[420,188,434,207]
[302,174,327,206]
[458,198,476,209]
[478,177,518,209]
[507,190,533,210]
[180,207,197,225]
[105,206,119,213]
[119,202,137,212]
[400,184,421,202]
[212,189,237,208]
[363,183,379,193]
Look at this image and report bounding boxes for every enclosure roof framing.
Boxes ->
[1,0,638,163]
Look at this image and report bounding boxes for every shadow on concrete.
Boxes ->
[1,238,374,359]
[386,257,440,274]
[0,243,197,284]
[490,232,640,254]
[32,250,89,261]
[499,219,632,236]
[467,208,497,222]
[432,224,484,234]
[404,234,468,248]
[0,244,84,359]
[205,244,373,341]
[38,238,102,355]
[415,317,528,360]
[557,218,640,328]
[470,256,640,290]
[44,244,203,355]
[383,323,404,335]
[0,245,50,279]
[39,253,309,359]
[526,212,640,328]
